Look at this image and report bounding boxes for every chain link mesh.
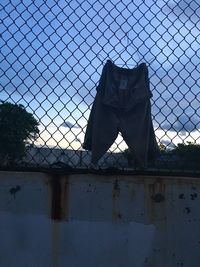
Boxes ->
[1,0,200,172]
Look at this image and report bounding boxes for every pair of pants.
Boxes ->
[83,60,159,167]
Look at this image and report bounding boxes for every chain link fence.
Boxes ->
[1,0,200,172]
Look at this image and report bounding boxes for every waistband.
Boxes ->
[107,60,147,74]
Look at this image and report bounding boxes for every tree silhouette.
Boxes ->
[0,102,39,165]
[173,142,200,169]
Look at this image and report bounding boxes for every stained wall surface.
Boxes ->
[0,171,199,267]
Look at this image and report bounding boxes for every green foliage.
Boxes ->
[123,142,200,170]
[0,102,39,165]
[173,142,200,163]
[159,143,166,151]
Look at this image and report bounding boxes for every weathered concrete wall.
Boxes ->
[0,171,200,267]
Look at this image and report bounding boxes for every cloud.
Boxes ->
[1,0,200,141]
[60,121,80,129]
[160,139,176,149]
[160,114,200,133]
[162,0,199,18]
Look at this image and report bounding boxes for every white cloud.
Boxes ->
[160,139,176,149]
[1,0,200,150]
[60,121,80,129]
[160,114,200,133]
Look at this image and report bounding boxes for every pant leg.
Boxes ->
[83,97,119,164]
[120,100,159,168]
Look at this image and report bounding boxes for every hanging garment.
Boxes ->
[83,60,159,168]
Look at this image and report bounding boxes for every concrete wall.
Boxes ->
[0,171,200,267]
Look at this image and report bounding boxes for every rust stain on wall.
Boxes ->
[51,221,60,267]
[48,174,69,221]
[112,179,121,221]
[145,179,166,223]
[149,180,165,203]
[112,179,120,198]
[9,185,21,199]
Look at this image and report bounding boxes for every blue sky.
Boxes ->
[1,0,200,150]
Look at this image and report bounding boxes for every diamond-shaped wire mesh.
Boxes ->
[1,0,200,172]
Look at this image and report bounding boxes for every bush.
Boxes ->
[173,142,200,167]
[0,102,39,165]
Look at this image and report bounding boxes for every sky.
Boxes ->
[1,0,200,151]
